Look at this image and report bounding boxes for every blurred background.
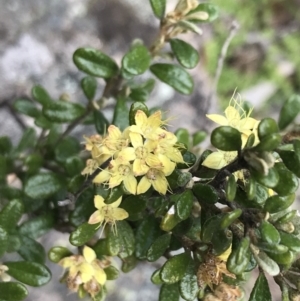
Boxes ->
[0,0,300,300]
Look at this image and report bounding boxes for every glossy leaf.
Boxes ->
[278,94,300,130]
[175,190,194,220]
[73,48,119,79]
[201,215,222,243]
[220,209,242,229]
[43,101,85,123]
[253,133,282,152]
[151,268,163,285]
[159,283,180,301]
[211,126,242,151]
[135,216,162,259]
[280,231,300,252]
[192,130,206,146]
[24,173,63,200]
[179,261,198,301]
[94,110,109,135]
[119,195,147,221]
[19,213,54,239]
[249,272,272,301]
[264,194,295,213]
[5,261,51,287]
[17,235,46,264]
[81,76,97,100]
[192,183,218,204]
[170,39,199,69]
[147,233,171,262]
[150,0,166,19]
[32,85,52,106]
[251,167,279,188]
[150,63,194,95]
[258,118,278,140]
[225,174,237,202]
[13,99,40,117]
[160,253,191,284]
[278,150,300,178]
[112,96,129,131]
[48,246,73,264]
[122,44,151,75]
[0,199,24,231]
[104,265,119,280]
[121,255,138,273]
[54,136,81,163]
[0,226,8,257]
[177,151,196,169]
[69,223,98,246]
[14,128,36,154]
[260,221,280,244]
[0,282,28,301]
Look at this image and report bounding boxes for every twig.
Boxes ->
[210,20,239,101]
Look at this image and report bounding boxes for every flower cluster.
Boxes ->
[59,246,108,299]
[83,110,184,195]
[202,94,259,179]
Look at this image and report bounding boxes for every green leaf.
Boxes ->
[129,102,149,126]
[177,151,196,169]
[175,190,194,220]
[104,265,119,280]
[32,85,52,106]
[34,115,52,129]
[0,282,28,301]
[73,48,119,79]
[225,174,237,202]
[48,246,73,263]
[264,193,295,213]
[0,226,8,257]
[179,261,198,301]
[0,136,12,155]
[187,3,218,23]
[112,96,129,131]
[119,195,147,221]
[211,126,242,151]
[5,261,51,287]
[201,215,222,243]
[170,39,199,69]
[160,253,191,284]
[175,128,189,147]
[250,245,280,276]
[24,154,43,175]
[81,76,97,100]
[147,233,171,262]
[272,162,299,196]
[122,44,151,75]
[192,131,206,146]
[13,99,40,117]
[6,234,21,253]
[43,101,85,123]
[94,110,109,135]
[278,149,300,178]
[193,183,218,204]
[253,133,282,152]
[24,173,63,199]
[64,156,85,176]
[150,63,194,95]
[19,213,54,239]
[258,118,278,140]
[121,255,138,273]
[54,136,81,163]
[18,236,46,264]
[260,221,280,244]
[251,167,279,188]
[150,0,166,19]
[278,94,300,130]
[220,209,242,229]
[135,216,162,259]
[151,268,163,285]
[69,222,98,246]
[159,283,180,301]
[249,272,272,301]
[279,231,300,252]
[0,199,24,231]
[14,128,36,154]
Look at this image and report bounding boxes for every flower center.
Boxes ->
[135,146,148,159]
[146,169,158,181]
[229,118,239,128]
[118,164,131,176]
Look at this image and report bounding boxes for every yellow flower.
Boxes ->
[217,245,232,262]
[93,156,137,195]
[88,195,129,233]
[206,95,257,147]
[59,246,107,297]
[0,264,11,282]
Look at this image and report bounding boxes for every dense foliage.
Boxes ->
[1,1,300,301]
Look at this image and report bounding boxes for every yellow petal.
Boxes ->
[88,210,104,224]
[94,266,107,285]
[206,114,228,126]
[93,170,111,184]
[148,111,162,128]
[79,263,94,283]
[128,124,143,135]
[202,152,226,169]
[109,174,123,188]
[158,154,176,176]
[240,117,257,130]
[165,147,184,163]
[118,147,135,161]
[83,246,96,263]
[94,195,105,209]
[133,158,149,176]
[225,106,240,122]
[123,175,137,195]
[129,132,143,148]
[112,207,129,221]
[59,256,76,268]
[137,176,151,194]
[152,175,168,194]
[135,110,148,128]
[108,125,121,140]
